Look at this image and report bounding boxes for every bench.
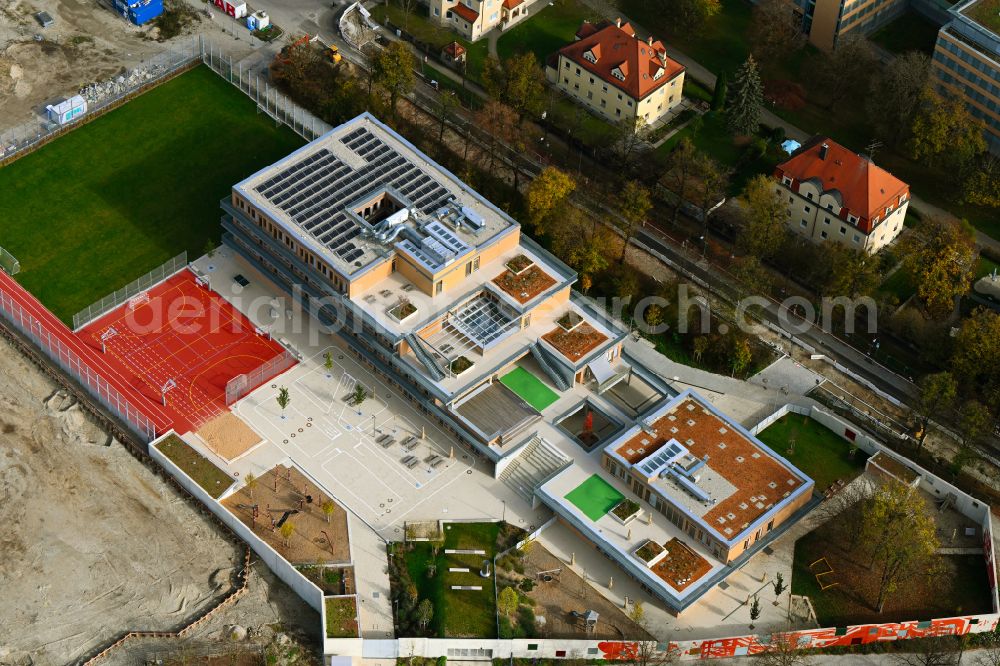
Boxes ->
[401,455,416,467]
[403,437,419,451]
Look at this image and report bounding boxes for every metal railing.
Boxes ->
[0,288,157,441]
[225,349,298,405]
[72,252,188,330]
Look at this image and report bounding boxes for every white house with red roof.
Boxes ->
[428,0,532,41]
[545,18,686,126]
[773,138,910,254]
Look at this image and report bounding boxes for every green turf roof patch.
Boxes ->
[156,434,234,499]
[499,366,559,411]
[565,474,625,522]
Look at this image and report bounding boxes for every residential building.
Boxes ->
[931,0,1000,154]
[427,0,532,41]
[773,138,910,254]
[545,19,685,127]
[539,390,814,613]
[221,112,629,464]
[794,0,907,51]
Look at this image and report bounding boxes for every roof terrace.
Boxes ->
[606,392,811,544]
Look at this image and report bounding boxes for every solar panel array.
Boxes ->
[252,126,454,266]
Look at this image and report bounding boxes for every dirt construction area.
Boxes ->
[0,0,254,129]
[0,334,318,666]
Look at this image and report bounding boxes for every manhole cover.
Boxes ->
[283,439,288,444]
[271,384,277,388]
[290,433,296,438]
[297,428,303,433]
[466,470,472,475]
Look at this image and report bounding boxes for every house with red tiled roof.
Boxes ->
[428,0,533,41]
[545,18,686,126]
[773,137,910,254]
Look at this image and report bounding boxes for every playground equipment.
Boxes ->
[809,557,839,590]
[570,609,599,633]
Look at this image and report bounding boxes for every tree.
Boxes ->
[436,90,459,148]
[276,386,290,414]
[859,480,940,612]
[567,225,612,280]
[820,244,878,298]
[481,52,545,121]
[692,152,729,223]
[738,174,787,260]
[974,628,1000,666]
[731,255,772,302]
[749,0,805,63]
[692,336,710,362]
[962,153,1000,208]
[324,351,334,375]
[711,72,727,112]
[771,572,786,606]
[868,51,931,147]
[749,594,761,628]
[372,41,415,123]
[525,166,576,235]
[203,239,217,259]
[661,137,699,226]
[910,89,987,171]
[351,383,367,406]
[416,598,434,629]
[729,335,753,377]
[628,600,645,625]
[658,0,722,34]
[726,56,764,136]
[892,636,962,666]
[754,631,805,666]
[321,499,336,523]
[475,100,518,177]
[616,182,652,261]
[959,400,991,449]
[813,34,878,110]
[279,520,295,547]
[498,586,518,619]
[911,371,958,447]
[244,471,257,499]
[609,116,648,169]
[950,308,1000,396]
[901,216,977,319]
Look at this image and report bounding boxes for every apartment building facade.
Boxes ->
[773,138,910,254]
[545,19,685,127]
[427,0,533,41]
[794,0,907,51]
[931,0,1000,154]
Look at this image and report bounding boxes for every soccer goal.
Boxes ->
[0,246,20,276]
[127,292,150,311]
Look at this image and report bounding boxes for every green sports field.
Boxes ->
[565,473,625,521]
[0,65,303,324]
[500,366,560,411]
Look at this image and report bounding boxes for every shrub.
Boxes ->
[518,578,534,592]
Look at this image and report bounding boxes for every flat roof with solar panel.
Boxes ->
[233,113,516,277]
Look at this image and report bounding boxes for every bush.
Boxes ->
[517,605,537,638]
[518,578,534,592]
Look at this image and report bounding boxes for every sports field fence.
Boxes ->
[0,37,202,166]
[225,349,298,405]
[0,288,158,442]
[72,252,188,331]
[0,246,20,275]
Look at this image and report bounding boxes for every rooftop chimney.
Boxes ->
[819,143,829,160]
[615,16,621,27]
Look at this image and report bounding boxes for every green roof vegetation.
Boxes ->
[155,434,233,499]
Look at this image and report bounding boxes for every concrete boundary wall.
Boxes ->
[148,431,325,614]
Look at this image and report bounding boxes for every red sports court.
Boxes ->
[78,269,292,433]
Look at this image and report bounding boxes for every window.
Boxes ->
[782,176,793,186]
[616,108,621,116]
[824,217,831,224]
[527,644,538,651]
[556,651,567,658]
[473,256,480,272]
[433,6,439,14]
[767,520,774,532]
[435,281,443,295]
[839,227,846,235]
[602,84,608,92]
[617,93,623,100]
[821,231,828,239]
[806,192,814,200]
[575,67,581,75]
[564,61,569,69]
[601,99,607,107]
[587,91,593,99]
[788,196,793,203]
[800,220,808,227]
[848,213,859,224]
[853,234,860,243]
[589,77,595,84]
[804,205,811,213]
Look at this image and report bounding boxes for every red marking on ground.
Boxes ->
[78,270,291,434]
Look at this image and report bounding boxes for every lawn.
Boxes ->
[547,95,618,147]
[878,265,916,304]
[870,11,941,55]
[496,0,600,63]
[976,255,1000,280]
[324,597,360,638]
[0,65,303,324]
[401,522,505,637]
[621,0,752,78]
[792,529,993,626]
[500,366,560,411]
[755,413,868,491]
[655,112,783,194]
[564,473,625,521]
[155,434,234,499]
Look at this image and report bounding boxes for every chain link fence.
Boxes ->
[72,252,188,331]
[0,286,158,441]
[0,37,202,166]
[200,39,333,142]
[225,349,298,405]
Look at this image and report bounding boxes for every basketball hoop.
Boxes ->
[161,378,177,406]
[100,327,118,354]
